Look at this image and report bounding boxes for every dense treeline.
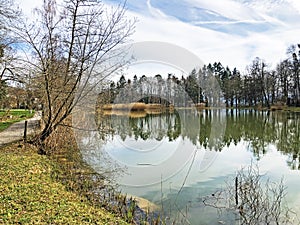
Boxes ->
[100,44,300,108]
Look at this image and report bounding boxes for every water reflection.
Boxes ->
[98,109,184,140]
[97,109,300,169]
[84,109,300,224]
[223,110,300,169]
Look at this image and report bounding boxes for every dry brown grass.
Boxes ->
[270,102,287,111]
[100,102,147,111]
[102,110,147,118]
[145,103,163,109]
[145,108,163,115]
[130,102,147,111]
[270,105,285,111]
[194,103,206,108]
[102,104,113,110]
[128,111,147,118]
[98,102,176,117]
[101,102,169,111]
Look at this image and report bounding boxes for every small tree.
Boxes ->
[15,0,135,153]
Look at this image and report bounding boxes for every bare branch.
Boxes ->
[13,0,135,152]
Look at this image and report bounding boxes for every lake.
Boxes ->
[77,109,300,224]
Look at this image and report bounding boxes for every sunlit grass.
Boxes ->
[0,109,35,132]
[0,143,129,225]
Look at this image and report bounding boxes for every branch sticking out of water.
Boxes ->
[203,163,298,225]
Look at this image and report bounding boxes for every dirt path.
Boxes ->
[0,111,41,147]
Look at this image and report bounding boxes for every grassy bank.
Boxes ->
[0,143,129,225]
[0,109,35,132]
[284,106,300,112]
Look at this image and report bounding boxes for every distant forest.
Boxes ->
[101,44,300,108]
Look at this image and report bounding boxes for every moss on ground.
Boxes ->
[0,143,129,225]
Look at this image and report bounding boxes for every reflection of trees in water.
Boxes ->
[224,110,278,159]
[277,113,300,169]
[97,111,182,142]
[224,110,300,169]
[97,110,300,169]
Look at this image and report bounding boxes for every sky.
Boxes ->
[17,0,300,73]
[106,0,300,73]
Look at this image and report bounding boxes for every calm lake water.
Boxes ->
[78,109,300,224]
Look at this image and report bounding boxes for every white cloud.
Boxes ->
[185,0,262,21]
[146,0,168,19]
[192,20,268,25]
[15,0,300,72]
[128,11,277,71]
[127,0,300,71]
[289,0,300,14]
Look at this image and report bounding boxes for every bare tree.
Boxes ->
[15,0,135,153]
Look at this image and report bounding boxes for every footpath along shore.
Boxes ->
[0,111,41,147]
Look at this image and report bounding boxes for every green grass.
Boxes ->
[285,107,300,112]
[0,109,35,132]
[0,143,129,225]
